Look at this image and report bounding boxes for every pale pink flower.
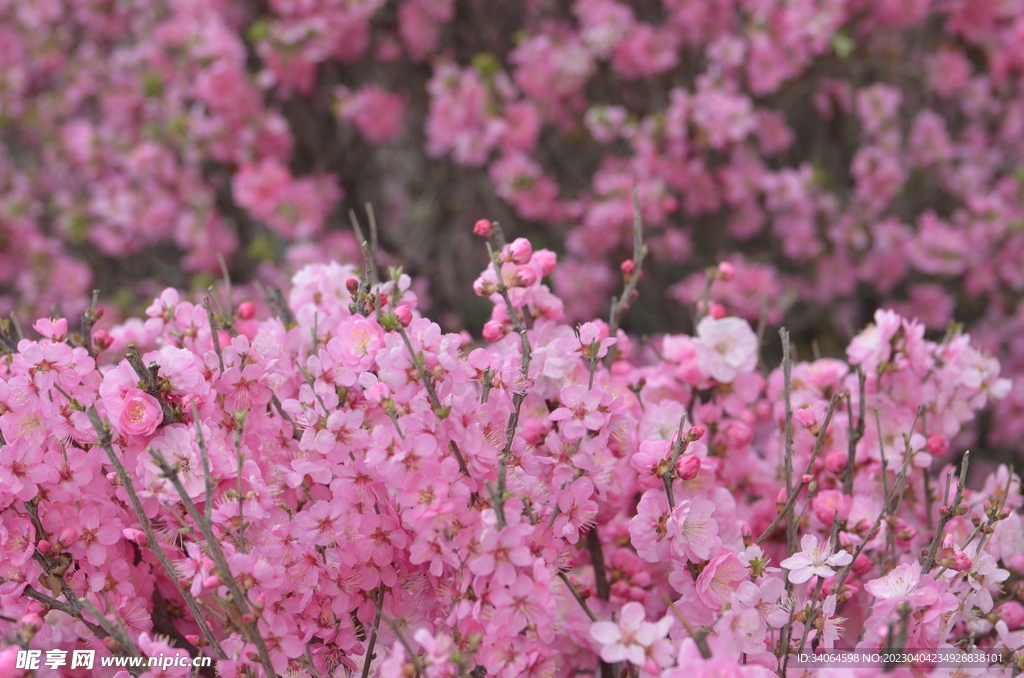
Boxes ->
[780,534,852,584]
[590,601,673,668]
[669,498,719,563]
[692,316,758,383]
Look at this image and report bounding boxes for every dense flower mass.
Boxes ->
[0,233,1021,678]
[6,0,1024,454]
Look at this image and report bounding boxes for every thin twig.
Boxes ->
[147,447,278,678]
[360,587,386,678]
[780,329,797,555]
[484,240,534,528]
[86,406,227,659]
[204,297,225,374]
[396,326,470,477]
[757,393,842,545]
[663,415,689,510]
[558,572,597,622]
[604,185,646,368]
[843,368,866,495]
[587,528,610,601]
[922,451,971,572]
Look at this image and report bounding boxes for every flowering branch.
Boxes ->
[757,393,843,545]
[605,185,645,368]
[86,405,227,659]
[921,451,971,572]
[147,446,278,678]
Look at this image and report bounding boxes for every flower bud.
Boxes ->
[825,450,847,474]
[776,488,788,510]
[508,238,532,264]
[236,301,256,320]
[718,261,736,282]
[951,551,973,572]
[925,434,948,457]
[203,575,222,589]
[473,277,496,297]
[621,259,636,276]
[20,613,44,633]
[688,425,706,441]
[852,554,872,576]
[997,601,1024,630]
[59,527,78,544]
[473,219,493,237]
[93,306,105,320]
[515,266,538,287]
[482,321,507,342]
[393,305,413,327]
[92,329,114,352]
[709,303,726,319]
[123,528,148,546]
[677,455,701,480]
[36,539,52,554]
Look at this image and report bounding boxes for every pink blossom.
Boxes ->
[780,534,853,584]
[692,316,758,383]
[589,601,673,667]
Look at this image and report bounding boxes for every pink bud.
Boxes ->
[346,278,360,295]
[20,613,44,632]
[36,539,52,554]
[718,261,736,282]
[92,329,113,352]
[852,554,872,576]
[473,277,496,297]
[515,266,538,287]
[25,601,47,615]
[709,303,726,319]
[236,301,256,320]
[394,305,413,327]
[107,471,120,485]
[997,601,1024,630]
[508,237,532,264]
[533,249,557,275]
[59,527,78,544]
[925,434,948,457]
[688,425,706,441]
[951,551,973,572]
[776,488,788,508]
[123,528,148,546]
[93,306,105,320]
[621,259,636,276]
[472,219,493,237]
[677,455,701,480]
[482,321,507,342]
[185,634,201,645]
[825,450,847,474]
[203,575,222,589]
[800,473,813,484]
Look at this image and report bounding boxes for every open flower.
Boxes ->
[692,316,758,383]
[780,534,852,584]
[590,601,673,669]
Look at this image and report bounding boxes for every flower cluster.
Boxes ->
[0,233,1020,678]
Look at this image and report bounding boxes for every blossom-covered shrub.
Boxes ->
[0,233,1021,678]
[5,0,1024,449]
